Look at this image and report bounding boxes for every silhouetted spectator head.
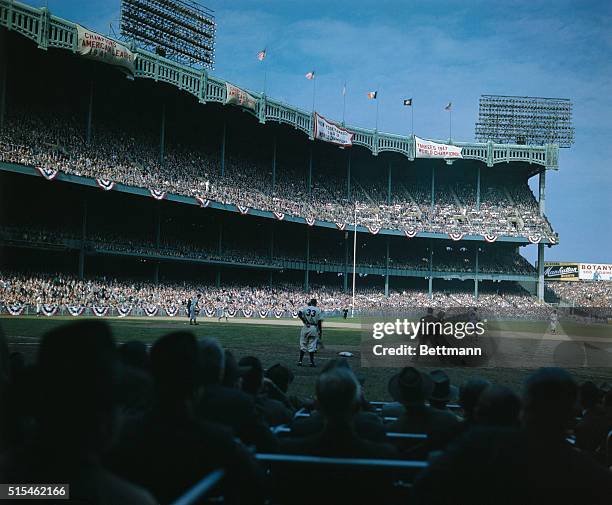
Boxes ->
[118,340,149,371]
[316,367,360,423]
[222,349,240,388]
[475,385,521,427]
[238,356,264,395]
[522,367,577,438]
[36,320,118,453]
[150,332,203,405]
[265,364,294,393]
[309,298,317,306]
[199,337,225,386]
[429,370,459,409]
[322,357,351,373]
[388,367,433,407]
[579,381,601,411]
[459,377,491,422]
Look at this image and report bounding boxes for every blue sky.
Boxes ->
[27,0,612,263]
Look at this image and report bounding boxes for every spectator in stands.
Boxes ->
[575,382,612,456]
[428,369,460,411]
[109,331,264,504]
[238,356,292,427]
[459,377,491,425]
[197,338,277,452]
[281,367,397,458]
[474,385,521,427]
[264,363,298,411]
[414,367,612,505]
[385,367,460,450]
[0,321,156,504]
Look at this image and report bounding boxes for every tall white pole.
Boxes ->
[351,202,357,317]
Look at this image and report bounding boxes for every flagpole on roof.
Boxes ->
[312,73,317,113]
[411,102,414,136]
[342,81,347,125]
[375,90,380,131]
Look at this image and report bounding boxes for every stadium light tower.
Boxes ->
[120,0,216,69]
[475,95,574,147]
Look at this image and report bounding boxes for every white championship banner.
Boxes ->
[415,136,463,159]
[225,83,258,112]
[579,263,612,281]
[76,25,135,75]
[314,113,353,147]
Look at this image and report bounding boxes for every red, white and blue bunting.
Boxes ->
[404,228,417,238]
[367,225,381,235]
[92,306,110,317]
[96,179,115,191]
[227,307,237,318]
[243,308,253,318]
[449,232,465,241]
[149,189,166,200]
[41,304,58,317]
[292,310,299,319]
[483,234,498,243]
[528,235,541,244]
[274,309,284,319]
[237,205,249,215]
[548,235,557,244]
[205,307,216,317]
[336,222,346,231]
[273,211,285,221]
[144,306,158,317]
[165,306,179,317]
[6,303,24,316]
[305,217,316,227]
[117,306,131,318]
[259,309,269,318]
[67,305,85,317]
[36,166,58,181]
[196,196,210,208]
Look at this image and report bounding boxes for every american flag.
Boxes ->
[445,102,452,111]
[305,71,315,80]
[257,49,266,61]
[367,91,377,99]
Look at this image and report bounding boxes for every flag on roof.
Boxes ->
[445,102,452,111]
[305,71,315,80]
[403,98,413,106]
[367,91,377,99]
[257,49,266,61]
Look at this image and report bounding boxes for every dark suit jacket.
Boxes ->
[198,384,278,452]
[292,410,387,442]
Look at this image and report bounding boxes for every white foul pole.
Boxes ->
[351,202,358,317]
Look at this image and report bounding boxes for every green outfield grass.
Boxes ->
[2,315,611,401]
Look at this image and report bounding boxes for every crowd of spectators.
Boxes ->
[1,322,611,504]
[0,111,555,239]
[548,282,612,308]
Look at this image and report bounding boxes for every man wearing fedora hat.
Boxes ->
[428,369,460,411]
[386,367,459,449]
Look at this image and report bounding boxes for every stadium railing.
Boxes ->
[170,469,225,505]
[255,453,428,505]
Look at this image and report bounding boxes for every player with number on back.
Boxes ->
[297,298,324,367]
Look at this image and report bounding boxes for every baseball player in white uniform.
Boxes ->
[189,293,201,325]
[549,309,558,335]
[297,298,323,367]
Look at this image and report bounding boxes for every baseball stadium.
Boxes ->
[0,1,611,504]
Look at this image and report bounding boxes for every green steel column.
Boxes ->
[539,169,546,216]
[537,243,545,301]
[476,166,481,211]
[428,244,433,299]
[269,271,273,288]
[346,151,351,199]
[217,219,223,288]
[269,223,274,260]
[154,204,161,248]
[272,136,277,190]
[431,166,435,209]
[474,247,480,299]
[86,79,94,144]
[221,121,226,177]
[216,271,221,288]
[153,263,159,285]
[159,103,166,165]
[387,162,392,204]
[384,236,390,297]
[343,235,348,292]
[78,199,87,279]
[304,228,311,291]
[308,146,313,195]
[0,28,7,131]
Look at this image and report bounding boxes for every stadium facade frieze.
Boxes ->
[0,0,559,170]
[0,162,556,247]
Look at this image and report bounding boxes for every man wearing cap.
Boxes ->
[386,367,460,450]
[297,298,323,367]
